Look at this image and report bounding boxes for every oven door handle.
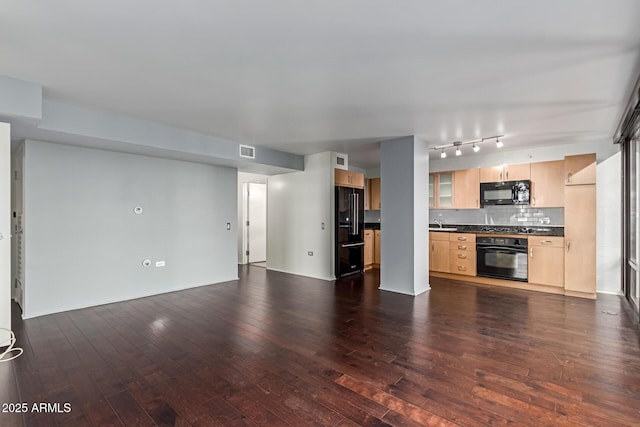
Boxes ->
[478,246,527,253]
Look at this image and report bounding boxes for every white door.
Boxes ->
[0,122,11,343]
[247,182,267,263]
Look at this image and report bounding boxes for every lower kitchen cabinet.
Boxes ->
[449,233,476,276]
[374,230,381,268]
[364,230,374,269]
[528,236,564,287]
[429,232,450,272]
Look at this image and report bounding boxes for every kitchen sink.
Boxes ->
[428,227,457,232]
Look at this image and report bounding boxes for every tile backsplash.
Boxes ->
[430,206,564,226]
[365,210,381,223]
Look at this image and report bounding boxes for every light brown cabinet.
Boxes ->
[564,185,596,296]
[480,163,530,182]
[364,179,370,210]
[528,236,564,287]
[364,230,374,269]
[565,153,596,185]
[429,232,450,272]
[530,160,565,207]
[335,168,365,188]
[374,230,381,268]
[448,233,476,276]
[369,178,381,210]
[429,172,454,208]
[453,168,480,209]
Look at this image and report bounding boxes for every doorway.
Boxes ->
[1,123,11,341]
[238,172,268,267]
[245,182,267,266]
[623,131,640,320]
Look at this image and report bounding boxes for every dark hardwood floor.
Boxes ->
[1,266,640,426]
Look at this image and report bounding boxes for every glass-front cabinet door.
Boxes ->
[437,172,453,208]
[429,172,454,209]
[429,174,434,208]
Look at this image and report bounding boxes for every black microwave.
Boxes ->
[480,180,530,207]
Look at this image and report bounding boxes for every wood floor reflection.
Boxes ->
[2,266,639,426]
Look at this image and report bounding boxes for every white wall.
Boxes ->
[23,140,238,318]
[267,152,334,280]
[596,152,622,294]
[0,123,11,344]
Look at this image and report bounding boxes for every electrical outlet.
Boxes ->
[308,251,313,256]
[156,261,165,267]
[226,222,231,230]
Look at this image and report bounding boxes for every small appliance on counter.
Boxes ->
[480,180,530,206]
[335,186,365,277]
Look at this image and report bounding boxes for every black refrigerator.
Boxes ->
[335,186,365,278]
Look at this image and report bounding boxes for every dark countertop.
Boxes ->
[429,224,564,236]
[364,222,381,230]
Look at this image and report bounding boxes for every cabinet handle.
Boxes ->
[458,245,466,250]
[567,241,571,252]
[457,266,467,271]
[476,199,479,207]
[567,172,572,183]
[458,253,467,259]
[431,244,434,251]
[530,248,533,258]
[500,171,503,181]
[532,196,536,206]
[457,236,467,241]
[506,170,509,180]
[541,240,553,245]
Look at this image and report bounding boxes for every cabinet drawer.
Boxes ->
[449,233,476,243]
[430,231,451,241]
[449,250,476,276]
[364,230,374,238]
[451,242,474,252]
[529,236,564,248]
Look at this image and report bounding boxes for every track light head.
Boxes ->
[496,137,503,148]
[455,147,462,156]
[473,144,480,152]
[440,149,447,159]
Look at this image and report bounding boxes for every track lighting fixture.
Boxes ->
[432,135,503,158]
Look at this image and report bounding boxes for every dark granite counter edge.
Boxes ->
[429,223,564,236]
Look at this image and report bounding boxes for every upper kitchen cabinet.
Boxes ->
[369,178,381,210]
[479,163,530,182]
[335,168,365,188]
[530,160,565,207]
[453,168,480,209]
[564,153,596,185]
[429,172,454,208]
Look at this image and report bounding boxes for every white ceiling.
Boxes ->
[1,1,639,168]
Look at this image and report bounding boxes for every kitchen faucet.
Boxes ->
[435,219,443,228]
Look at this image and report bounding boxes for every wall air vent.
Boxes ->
[336,156,345,166]
[239,144,256,159]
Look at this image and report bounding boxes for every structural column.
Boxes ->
[379,136,430,295]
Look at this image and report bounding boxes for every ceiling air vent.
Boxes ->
[336,156,345,166]
[239,144,255,159]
